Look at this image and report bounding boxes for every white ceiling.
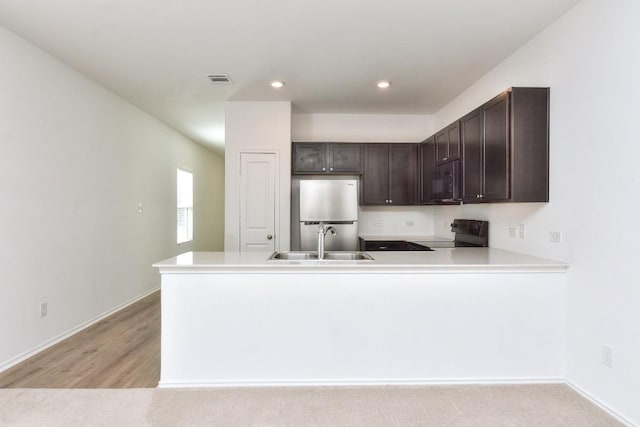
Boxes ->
[0,0,580,154]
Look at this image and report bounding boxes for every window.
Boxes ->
[177,168,193,244]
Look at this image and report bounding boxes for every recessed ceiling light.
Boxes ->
[270,80,285,88]
[377,80,391,89]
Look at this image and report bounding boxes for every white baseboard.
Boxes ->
[0,287,160,374]
[158,377,565,388]
[566,380,635,426]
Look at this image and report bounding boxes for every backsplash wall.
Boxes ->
[432,203,567,261]
[358,205,435,236]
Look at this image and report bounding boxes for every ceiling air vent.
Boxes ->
[207,74,233,84]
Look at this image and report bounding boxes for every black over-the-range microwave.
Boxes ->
[431,160,461,202]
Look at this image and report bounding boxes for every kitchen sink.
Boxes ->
[322,252,374,261]
[268,251,318,260]
[267,251,374,261]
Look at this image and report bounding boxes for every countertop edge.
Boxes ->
[153,249,569,274]
[154,264,569,274]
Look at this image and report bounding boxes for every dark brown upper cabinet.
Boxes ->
[292,142,361,174]
[435,121,461,164]
[328,143,362,173]
[419,137,435,204]
[292,142,326,173]
[362,143,418,205]
[461,107,484,202]
[461,87,549,203]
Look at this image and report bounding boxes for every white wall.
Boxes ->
[224,102,292,251]
[432,0,640,423]
[293,113,437,236]
[292,113,434,142]
[0,25,224,370]
[358,206,434,236]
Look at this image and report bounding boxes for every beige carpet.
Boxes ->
[0,384,622,426]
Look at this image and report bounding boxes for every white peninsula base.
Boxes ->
[155,250,567,388]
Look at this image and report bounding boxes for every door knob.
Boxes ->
[267,234,273,240]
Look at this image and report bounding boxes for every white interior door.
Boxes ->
[239,152,277,252]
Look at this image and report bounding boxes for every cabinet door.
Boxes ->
[482,93,510,201]
[435,129,449,163]
[362,144,389,204]
[461,108,483,203]
[292,143,326,174]
[510,87,549,202]
[389,144,417,205]
[435,122,460,164]
[328,143,362,173]
[419,138,435,204]
[447,122,460,160]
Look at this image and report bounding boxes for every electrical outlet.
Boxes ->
[39,302,47,318]
[549,231,563,243]
[517,223,526,239]
[406,220,415,227]
[508,227,517,238]
[602,345,614,368]
[374,220,383,228]
[138,203,143,214]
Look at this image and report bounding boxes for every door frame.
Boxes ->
[236,149,281,251]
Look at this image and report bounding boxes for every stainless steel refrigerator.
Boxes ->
[291,179,359,251]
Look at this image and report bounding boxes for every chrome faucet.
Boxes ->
[317,222,337,260]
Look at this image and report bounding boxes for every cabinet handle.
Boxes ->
[329,167,333,171]
[443,157,448,161]
[389,199,393,203]
[322,167,326,171]
[267,234,273,240]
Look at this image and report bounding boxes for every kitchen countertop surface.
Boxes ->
[154,249,568,273]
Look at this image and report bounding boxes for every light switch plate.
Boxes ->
[602,345,614,368]
[40,302,47,318]
[517,224,526,239]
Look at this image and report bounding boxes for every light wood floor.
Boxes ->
[0,291,160,388]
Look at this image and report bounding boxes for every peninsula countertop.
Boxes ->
[153,248,568,274]
[156,248,567,387]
